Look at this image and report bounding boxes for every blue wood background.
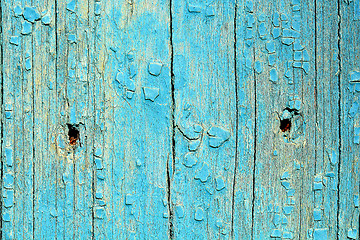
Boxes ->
[0,0,359,239]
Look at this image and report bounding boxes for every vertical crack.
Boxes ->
[230,0,238,237]
[336,0,342,239]
[54,0,58,237]
[90,1,96,239]
[251,48,257,240]
[0,0,3,237]
[311,0,318,239]
[168,0,175,238]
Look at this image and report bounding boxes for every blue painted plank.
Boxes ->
[249,0,317,238]
[2,1,35,239]
[339,1,360,239]
[54,0,93,238]
[171,1,237,238]
[92,0,172,239]
[232,0,255,238]
[314,0,340,238]
[32,1,58,239]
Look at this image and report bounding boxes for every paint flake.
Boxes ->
[148,62,163,76]
[23,7,40,23]
[194,207,204,221]
[143,87,159,101]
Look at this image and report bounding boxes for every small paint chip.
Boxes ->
[281,181,291,190]
[3,173,14,189]
[273,214,280,225]
[4,189,14,208]
[21,21,32,35]
[254,61,262,74]
[313,209,322,221]
[125,194,135,205]
[354,194,359,207]
[41,14,51,25]
[96,192,103,199]
[3,212,10,222]
[270,229,282,238]
[266,41,276,53]
[143,87,159,101]
[14,5,22,17]
[195,163,210,182]
[95,2,101,15]
[68,34,76,43]
[354,127,360,144]
[325,172,335,178]
[283,206,294,215]
[188,139,201,151]
[148,62,162,76]
[245,1,253,12]
[9,36,19,46]
[205,5,215,17]
[175,205,185,218]
[270,69,278,83]
[25,58,32,71]
[347,229,357,239]
[194,207,204,221]
[215,176,225,191]
[280,172,290,180]
[281,38,294,45]
[350,71,360,82]
[183,153,198,168]
[67,0,76,12]
[23,7,40,23]
[313,229,328,240]
[188,4,202,13]
[94,207,105,219]
[282,231,293,239]
[272,27,281,39]
[313,182,323,191]
[207,126,231,148]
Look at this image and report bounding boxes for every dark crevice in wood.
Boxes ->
[251,21,257,240]
[336,0,342,238]
[67,123,80,146]
[168,0,175,238]
[280,118,292,132]
[54,0,59,237]
[0,0,3,237]
[230,0,238,237]
[89,1,96,239]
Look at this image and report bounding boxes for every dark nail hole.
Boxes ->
[280,118,291,132]
[67,123,80,146]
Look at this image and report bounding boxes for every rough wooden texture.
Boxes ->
[0,0,359,239]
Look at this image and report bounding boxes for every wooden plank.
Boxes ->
[2,1,35,239]
[92,0,172,239]
[171,1,236,239]
[232,0,255,238]
[32,1,57,239]
[250,0,317,238]
[313,0,340,238]
[55,0,93,238]
[339,1,360,239]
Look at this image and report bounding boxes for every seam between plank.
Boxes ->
[230,0,238,237]
[0,0,3,237]
[168,0,175,238]
[336,0,342,239]
[250,27,257,240]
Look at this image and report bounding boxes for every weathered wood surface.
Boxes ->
[0,0,359,239]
